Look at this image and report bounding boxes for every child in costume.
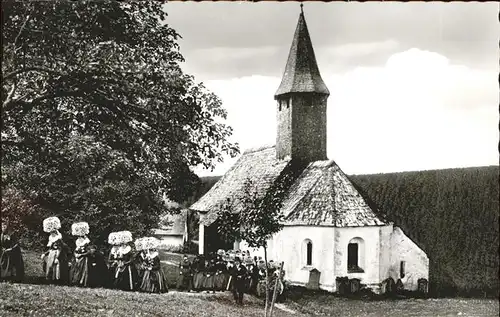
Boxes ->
[41,216,71,284]
[0,221,25,282]
[139,237,168,294]
[177,254,193,292]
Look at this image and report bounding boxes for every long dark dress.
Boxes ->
[134,252,147,290]
[177,257,193,291]
[0,231,25,282]
[139,254,168,293]
[203,260,216,292]
[86,246,108,288]
[70,238,107,288]
[70,240,90,286]
[42,236,71,285]
[113,247,138,291]
[108,247,120,288]
[213,259,227,291]
[192,256,205,291]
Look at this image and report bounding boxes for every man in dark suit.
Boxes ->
[231,257,248,305]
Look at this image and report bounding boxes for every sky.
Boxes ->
[163,1,498,176]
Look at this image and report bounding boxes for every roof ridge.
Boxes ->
[243,144,276,154]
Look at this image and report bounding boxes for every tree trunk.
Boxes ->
[263,245,269,317]
[269,261,284,317]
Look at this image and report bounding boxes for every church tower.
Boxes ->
[275,5,330,162]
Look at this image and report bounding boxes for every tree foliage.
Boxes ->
[350,166,499,298]
[1,0,239,246]
[216,178,285,250]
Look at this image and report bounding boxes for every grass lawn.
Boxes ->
[1,249,498,317]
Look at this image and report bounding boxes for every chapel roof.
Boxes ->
[190,147,386,227]
[281,160,386,227]
[274,7,330,98]
[190,146,291,226]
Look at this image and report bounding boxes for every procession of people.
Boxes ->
[176,248,286,305]
[1,216,286,304]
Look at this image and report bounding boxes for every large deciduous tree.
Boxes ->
[1,0,239,245]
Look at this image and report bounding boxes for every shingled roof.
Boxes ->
[190,145,291,226]
[282,161,386,227]
[274,7,330,98]
[190,147,386,228]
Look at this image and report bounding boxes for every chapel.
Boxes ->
[190,7,429,293]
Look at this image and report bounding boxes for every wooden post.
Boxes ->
[269,262,284,317]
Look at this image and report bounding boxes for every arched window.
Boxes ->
[347,237,365,273]
[306,241,313,266]
[303,239,313,266]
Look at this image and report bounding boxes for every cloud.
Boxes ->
[325,40,400,58]
[193,49,498,177]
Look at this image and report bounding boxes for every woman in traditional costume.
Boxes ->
[0,221,25,282]
[70,222,91,287]
[213,254,227,292]
[133,238,147,290]
[69,222,107,288]
[139,237,168,294]
[41,216,71,285]
[203,257,216,293]
[192,254,205,292]
[107,232,121,288]
[111,231,138,291]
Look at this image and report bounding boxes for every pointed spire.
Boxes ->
[274,5,330,99]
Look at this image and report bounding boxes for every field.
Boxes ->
[0,250,498,317]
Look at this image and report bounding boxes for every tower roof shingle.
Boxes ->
[274,8,330,98]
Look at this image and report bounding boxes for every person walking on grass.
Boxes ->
[192,254,205,292]
[177,254,193,292]
[214,254,227,292]
[108,231,138,291]
[69,222,106,288]
[0,221,25,283]
[138,237,168,294]
[41,216,71,285]
[203,257,216,293]
[231,257,248,305]
[134,238,147,290]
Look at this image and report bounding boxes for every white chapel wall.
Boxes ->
[267,226,337,291]
[389,227,429,291]
[335,226,383,289]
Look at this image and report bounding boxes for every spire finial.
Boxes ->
[300,3,304,14]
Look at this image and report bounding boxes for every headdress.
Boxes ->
[108,231,133,245]
[71,222,89,236]
[134,238,144,251]
[43,216,61,233]
[142,237,159,250]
